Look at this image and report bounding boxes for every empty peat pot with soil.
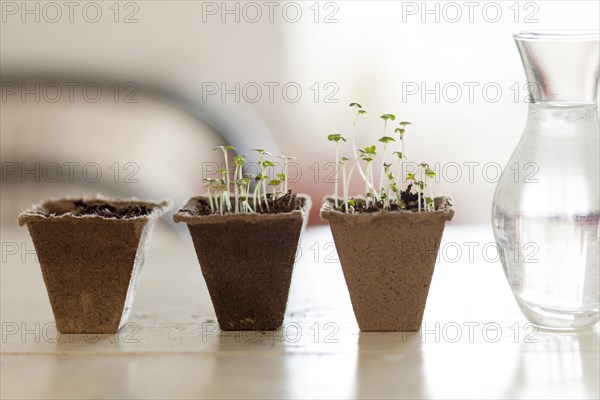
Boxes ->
[174,147,311,331]
[320,103,455,332]
[17,197,171,334]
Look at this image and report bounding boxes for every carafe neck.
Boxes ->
[514,31,599,105]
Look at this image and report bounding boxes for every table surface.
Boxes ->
[1,223,598,400]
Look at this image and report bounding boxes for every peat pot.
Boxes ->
[174,195,311,330]
[18,197,170,334]
[321,197,454,332]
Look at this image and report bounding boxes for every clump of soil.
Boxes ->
[181,190,303,216]
[55,200,151,219]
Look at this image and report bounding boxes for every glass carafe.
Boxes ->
[493,31,600,330]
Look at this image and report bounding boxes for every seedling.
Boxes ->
[233,155,247,213]
[278,155,295,194]
[378,135,395,200]
[328,133,347,208]
[349,103,376,195]
[380,114,396,133]
[325,102,436,214]
[269,179,282,196]
[339,156,356,213]
[203,147,299,215]
[394,121,412,185]
[213,145,236,212]
[203,178,217,213]
[421,163,437,211]
[359,145,377,208]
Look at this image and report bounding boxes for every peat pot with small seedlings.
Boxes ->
[174,147,311,331]
[320,102,455,332]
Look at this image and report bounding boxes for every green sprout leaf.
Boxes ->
[378,136,395,144]
[327,133,347,143]
[269,179,281,186]
[233,155,246,166]
[252,149,272,157]
[398,121,412,127]
[393,151,405,160]
[349,102,363,108]
[366,145,377,155]
[380,114,396,122]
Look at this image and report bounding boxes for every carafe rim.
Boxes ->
[514,30,600,41]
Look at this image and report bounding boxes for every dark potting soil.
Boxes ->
[49,200,152,219]
[182,191,303,216]
[341,183,427,213]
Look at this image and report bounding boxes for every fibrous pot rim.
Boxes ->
[320,196,455,224]
[173,194,311,225]
[17,195,172,226]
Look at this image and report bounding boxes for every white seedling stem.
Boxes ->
[379,143,388,198]
[345,162,356,213]
[351,128,378,199]
[262,176,269,211]
[253,178,261,212]
[341,161,347,212]
[335,142,339,208]
[364,161,370,208]
[244,180,254,213]
[427,174,435,211]
[233,166,239,213]
[399,138,405,187]
[366,161,376,208]
[219,189,224,215]
[262,178,269,211]
[378,119,389,197]
[206,185,214,212]
[258,156,269,212]
[222,150,232,212]
[429,186,434,211]
[284,158,289,193]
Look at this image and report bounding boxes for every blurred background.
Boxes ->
[1,0,599,228]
